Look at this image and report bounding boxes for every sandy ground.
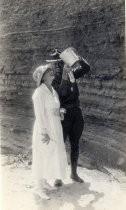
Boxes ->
[1,155,126,210]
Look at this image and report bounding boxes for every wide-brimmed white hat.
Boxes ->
[33,64,52,86]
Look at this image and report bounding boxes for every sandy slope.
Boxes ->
[1,155,126,210]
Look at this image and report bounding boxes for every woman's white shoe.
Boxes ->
[34,189,50,200]
[43,181,56,191]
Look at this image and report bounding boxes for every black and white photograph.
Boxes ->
[0,0,126,210]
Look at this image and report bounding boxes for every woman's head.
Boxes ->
[33,63,55,86]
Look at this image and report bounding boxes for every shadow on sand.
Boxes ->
[34,181,104,210]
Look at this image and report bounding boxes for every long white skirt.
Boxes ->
[32,120,68,181]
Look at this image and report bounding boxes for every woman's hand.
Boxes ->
[60,112,64,121]
[60,108,66,121]
[41,133,51,145]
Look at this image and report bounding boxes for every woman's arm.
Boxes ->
[32,90,51,144]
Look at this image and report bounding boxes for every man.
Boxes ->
[50,48,90,184]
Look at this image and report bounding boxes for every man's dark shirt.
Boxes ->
[52,60,90,109]
[52,61,80,109]
[58,80,80,109]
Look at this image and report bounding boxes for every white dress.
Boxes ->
[32,83,68,181]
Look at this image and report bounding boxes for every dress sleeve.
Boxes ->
[32,90,47,135]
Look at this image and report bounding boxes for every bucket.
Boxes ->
[59,47,90,79]
[59,47,80,67]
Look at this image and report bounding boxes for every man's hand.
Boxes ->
[68,71,75,83]
[62,64,71,80]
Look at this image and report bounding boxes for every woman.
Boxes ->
[32,63,68,200]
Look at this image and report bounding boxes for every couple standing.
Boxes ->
[32,50,90,199]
